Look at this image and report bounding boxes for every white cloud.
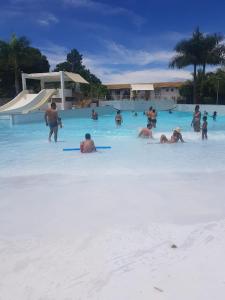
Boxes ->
[82,42,191,83]
[39,43,68,68]
[83,56,191,83]
[101,41,174,65]
[38,40,191,83]
[37,13,59,26]
[101,69,192,84]
[63,0,145,27]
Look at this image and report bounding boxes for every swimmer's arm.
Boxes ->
[180,135,185,143]
[44,111,48,126]
[80,141,84,153]
[58,115,62,128]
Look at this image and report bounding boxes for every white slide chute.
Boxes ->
[0,89,56,114]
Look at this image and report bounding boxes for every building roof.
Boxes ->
[22,71,89,84]
[153,82,184,88]
[131,83,154,91]
[106,83,131,90]
[106,81,184,90]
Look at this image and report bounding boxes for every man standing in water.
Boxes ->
[44,102,62,142]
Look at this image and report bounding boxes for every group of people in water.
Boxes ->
[44,103,217,152]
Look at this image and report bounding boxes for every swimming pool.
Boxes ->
[1,110,225,177]
[1,111,225,300]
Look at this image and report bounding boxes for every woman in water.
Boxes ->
[160,128,184,144]
[191,105,201,132]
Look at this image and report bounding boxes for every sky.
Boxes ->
[0,0,225,83]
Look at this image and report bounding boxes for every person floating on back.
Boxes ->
[115,110,123,126]
[202,116,208,140]
[91,109,98,120]
[80,133,96,153]
[160,128,184,144]
[138,123,153,138]
[212,111,217,121]
[44,102,62,143]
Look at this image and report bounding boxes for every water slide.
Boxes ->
[0,89,56,114]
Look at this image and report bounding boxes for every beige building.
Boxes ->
[106,82,184,101]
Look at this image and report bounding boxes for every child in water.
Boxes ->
[80,133,96,153]
[212,111,217,121]
[202,116,208,140]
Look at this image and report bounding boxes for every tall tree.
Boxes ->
[0,34,50,96]
[200,33,225,75]
[169,28,204,103]
[169,28,225,103]
[55,48,106,99]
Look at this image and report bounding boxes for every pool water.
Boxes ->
[1,111,225,177]
[1,110,225,300]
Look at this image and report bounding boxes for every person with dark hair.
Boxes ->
[44,102,62,142]
[151,109,157,128]
[80,133,96,153]
[147,106,153,124]
[212,111,217,121]
[91,109,98,120]
[191,105,201,132]
[115,110,123,126]
[202,116,208,140]
[138,123,153,138]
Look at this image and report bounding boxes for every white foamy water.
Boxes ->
[1,111,225,299]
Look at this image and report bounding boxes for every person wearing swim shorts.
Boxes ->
[115,110,123,126]
[147,106,153,124]
[44,102,62,143]
[150,109,157,128]
[138,123,153,138]
[212,111,217,121]
[91,109,98,120]
[80,133,96,153]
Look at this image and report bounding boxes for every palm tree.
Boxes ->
[200,33,225,75]
[170,28,225,103]
[0,34,30,94]
[169,28,203,103]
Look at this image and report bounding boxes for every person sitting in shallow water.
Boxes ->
[138,123,153,138]
[80,133,96,153]
[160,128,184,144]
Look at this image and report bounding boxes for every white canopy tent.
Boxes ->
[21,71,89,110]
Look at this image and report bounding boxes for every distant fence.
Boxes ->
[99,99,176,111]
